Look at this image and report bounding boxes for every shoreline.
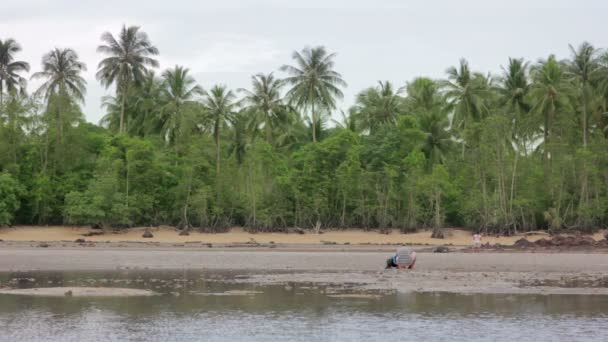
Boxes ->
[1,225,606,246]
[1,247,607,296]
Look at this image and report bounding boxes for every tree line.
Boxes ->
[1,25,608,235]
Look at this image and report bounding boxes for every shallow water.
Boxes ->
[0,270,606,341]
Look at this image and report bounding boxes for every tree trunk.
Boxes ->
[434,191,442,228]
[311,102,317,143]
[125,153,129,210]
[183,167,193,229]
[582,88,588,147]
[215,117,221,175]
[264,110,272,144]
[120,82,127,133]
[341,192,346,227]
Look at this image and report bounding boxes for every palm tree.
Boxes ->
[498,58,530,114]
[353,81,404,134]
[239,72,284,144]
[404,78,452,167]
[404,77,443,114]
[529,55,574,162]
[96,25,159,133]
[160,65,203,146]
[201,85,236,174]
[497,58,535,152]
[443,59,491,155]
[332,109,359,133]
[130,70,163,136]
[418,110,453,167]
[443,59,491,123]
[567,42,601,147]
[228,109,251,165]
[280,46,346,142]
[31,48,87,143]
[0,38,30,105]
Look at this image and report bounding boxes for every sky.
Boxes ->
[2,0,608,124]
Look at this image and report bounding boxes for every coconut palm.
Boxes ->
[32,48,87,102]
[404,77,443,114]
[159,65,203,145]
[498,58,530,114]
[239,72,284,144]
[31,48,87,142]
[567,42,601,147]
[130,70,163,136]
[201,85,237,174]
[280,46,346,142]
[332,109,359,133]
[418,110,453,167]
[353,81,404,134]
[96,25,159,133]
[443,59,491,155]
[0,38,30,104]
[529,55,575,162]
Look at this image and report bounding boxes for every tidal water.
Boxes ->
[0,270,606,341]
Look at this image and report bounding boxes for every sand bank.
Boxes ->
[1,225,605,246]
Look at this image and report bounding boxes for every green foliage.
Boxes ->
[2,33,608,234]
[0,172,23,225]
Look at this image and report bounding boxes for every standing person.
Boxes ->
[473,232,482,252]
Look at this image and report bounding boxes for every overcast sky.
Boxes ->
[2,0,608,123]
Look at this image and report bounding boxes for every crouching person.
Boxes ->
[385,246,416,269]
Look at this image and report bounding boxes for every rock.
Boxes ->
[91,223,102,229]
[514,238,535,248]
[178,230,190,236]
[433,246,450,253]
[142,229,154,238]
[38,243,49,248]
[430,229,445,239]
[64,290,73,297]
[74,238,86,243]
[83,231,104,237]
[288,227,306,235]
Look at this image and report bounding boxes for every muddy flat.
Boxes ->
[0,247,607,296]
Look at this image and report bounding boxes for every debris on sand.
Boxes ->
[178,230,190,236]
[516,235,604,249]
[433,246,450,253]
[514,238,535,248]
[83,231,104,237]
[37,243,49,248]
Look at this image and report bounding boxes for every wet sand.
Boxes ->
[0,246,607,295]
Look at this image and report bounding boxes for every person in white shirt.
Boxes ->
[473,232,482,252]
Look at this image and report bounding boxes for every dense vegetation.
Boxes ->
[1,26,608,235]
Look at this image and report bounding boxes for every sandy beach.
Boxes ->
[3,225,599,245]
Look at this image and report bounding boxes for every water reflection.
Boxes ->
[0,270,606,341]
